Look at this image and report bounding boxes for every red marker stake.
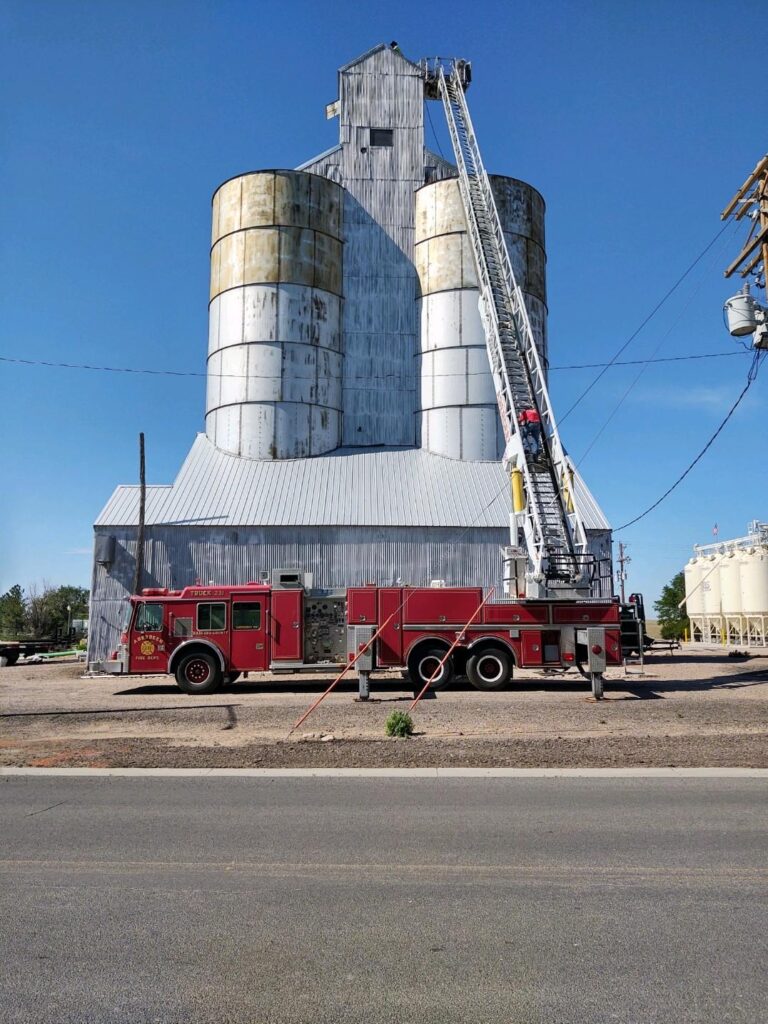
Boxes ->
[290,612,397,734]
[408,588,496,713]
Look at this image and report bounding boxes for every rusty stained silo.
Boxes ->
[414,175,547,460]
[206,170,344,459]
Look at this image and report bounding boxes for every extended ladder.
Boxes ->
[424,58,593,595]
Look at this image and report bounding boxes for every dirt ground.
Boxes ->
[1,648,767,767]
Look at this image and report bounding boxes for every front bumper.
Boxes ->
[91,659,125,675]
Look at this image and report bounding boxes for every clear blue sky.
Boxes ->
[1,0,764,605]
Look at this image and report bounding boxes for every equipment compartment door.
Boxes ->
[230,598,269,671]
[271,589,303,661]
[377,588,403,666]
[521,631,543,666]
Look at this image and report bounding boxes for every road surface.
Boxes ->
[1,775,766,1022]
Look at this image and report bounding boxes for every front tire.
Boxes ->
[408,647,454,691]
[175,652,222,695]
[466,648,512,691]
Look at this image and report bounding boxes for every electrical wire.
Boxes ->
[551,351,744,371]
[425,101,446,160]
[557,220,735,426]
[575,218,739,466]
[0,349,747,381]
[614,349,765,533]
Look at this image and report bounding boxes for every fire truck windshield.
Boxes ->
[134,602,163,632]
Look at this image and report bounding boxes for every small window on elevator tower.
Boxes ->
[369,128,393,147]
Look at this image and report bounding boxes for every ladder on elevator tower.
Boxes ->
[423,57,594,597]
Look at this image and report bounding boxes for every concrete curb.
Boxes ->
[1,767,767,779]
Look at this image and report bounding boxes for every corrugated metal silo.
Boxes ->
[206,170,344,459]
[414,175,547,460]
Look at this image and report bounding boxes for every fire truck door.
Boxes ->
[130,601,169,673]
[229,598,269,671]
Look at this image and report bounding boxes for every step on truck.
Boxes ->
[98,569,621,699]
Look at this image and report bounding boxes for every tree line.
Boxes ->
[0,584,89,639]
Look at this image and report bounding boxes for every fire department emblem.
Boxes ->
[140,640,156,656]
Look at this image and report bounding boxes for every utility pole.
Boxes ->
[722,154,768,295]
[616,542,630,604]
[132,433,146,596]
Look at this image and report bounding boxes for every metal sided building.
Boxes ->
[89,44,612,662]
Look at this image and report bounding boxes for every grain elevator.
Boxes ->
[89,43,612,662]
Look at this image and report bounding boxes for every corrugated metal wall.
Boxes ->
[88,524,508,662]
[301,46,424,447]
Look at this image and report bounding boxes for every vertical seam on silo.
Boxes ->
[241,235,247,407]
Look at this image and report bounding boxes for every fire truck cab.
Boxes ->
[103,569,621,698]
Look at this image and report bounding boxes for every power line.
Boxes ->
[557,220,736,426]
[0,348,747,382]
[551,351,744,371]
[425,101,446,160]
[615,349,765,533]
[575,221,738,466]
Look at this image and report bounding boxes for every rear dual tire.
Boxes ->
[466,649,512,691]
[408,647,454,692]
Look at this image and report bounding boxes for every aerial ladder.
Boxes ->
[423,57,595,599]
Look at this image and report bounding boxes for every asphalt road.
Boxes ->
[1,776,766,1023]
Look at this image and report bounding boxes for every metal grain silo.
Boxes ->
[741,548,768,615]
[206,170,344,459]
[684,557,705,617]
[720,551,743,617]
[414,174,547,460]
[700,555,722,616]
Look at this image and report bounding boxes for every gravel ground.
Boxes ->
[1,648,766,767]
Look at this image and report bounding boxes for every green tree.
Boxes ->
[654,571,689,640]
[0,585,27,638]
[25,584,89,638]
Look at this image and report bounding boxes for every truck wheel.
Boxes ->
[5,651,19,666]
[408,647,454,691]
[175,652,222,695]
[591,673,604,700]
[0,656,8,668]
[466,648,512,691]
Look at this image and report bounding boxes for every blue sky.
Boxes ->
[1,0,764,605]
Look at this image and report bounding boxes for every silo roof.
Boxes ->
[95,433,610,532]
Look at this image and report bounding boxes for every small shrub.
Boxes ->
[385,710,414,738]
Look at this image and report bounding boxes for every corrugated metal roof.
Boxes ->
[295,145,341,172]
[95,434,610,531]
[338,43,422,74]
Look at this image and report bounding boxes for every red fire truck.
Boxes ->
[103,569,621,699]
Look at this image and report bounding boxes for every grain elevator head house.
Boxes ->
[89,43,612,663]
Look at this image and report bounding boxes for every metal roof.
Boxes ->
[338,43,422,74]
[95,434,610,532]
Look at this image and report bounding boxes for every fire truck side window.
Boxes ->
[134,603,163,633]
[233,603,261,630]
[197,602,226,632]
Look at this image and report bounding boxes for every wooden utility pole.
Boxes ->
[616,542,630,604]
[722,154,768,298]
[132,433,146,596]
